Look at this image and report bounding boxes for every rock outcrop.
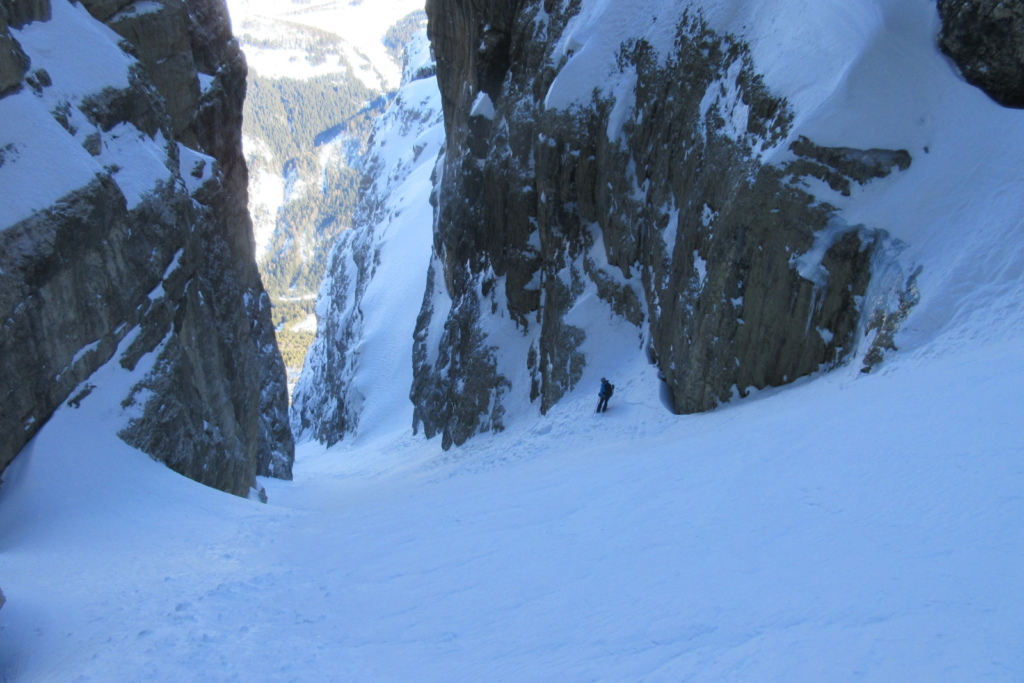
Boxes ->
[413,0,912,447]
[0,0,293,495]
[938,0,1024,108]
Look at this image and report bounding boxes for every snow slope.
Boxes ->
[290,32,443,443]
[1,305,1021,680]
[0,0,171,230]
[2,0,1024,679]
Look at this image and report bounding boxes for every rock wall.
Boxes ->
[0,0,293,495]
[413,0,912,447]
[938,0,1024,108]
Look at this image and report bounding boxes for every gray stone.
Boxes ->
[107,0,199,138]
[78,0,131,23]
[938,0,1024,108]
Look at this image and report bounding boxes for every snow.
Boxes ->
[0,0,175,229]
[293,54,445,443]
[99,124,174,209]
[291,313,317,333]
[0,94,100,230]
[226,0,425,90]
[0,0,138,229]
[469,91,495,120]
[13,0,132,98]
[3,0,1024,679]
[2,310,1023,680]
[177,143,216,195]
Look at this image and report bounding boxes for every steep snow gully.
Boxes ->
[2,0,1024,680]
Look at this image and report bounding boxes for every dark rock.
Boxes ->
[1,0,51,29]
[78,0,132,23]
[0,13,30,97]
[862,266,922,373]
[787,136,911,196]
[107,0,199,138]
[938,0,1024,108]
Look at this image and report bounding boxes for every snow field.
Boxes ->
[1,319,1022,680]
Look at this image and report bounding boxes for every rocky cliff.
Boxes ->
[0,0,293,496]
[938,0,1024,108]
[408,0,916,448]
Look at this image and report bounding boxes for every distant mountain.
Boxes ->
[225,0,427,382]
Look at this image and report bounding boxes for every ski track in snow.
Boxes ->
[1,330,1023,681]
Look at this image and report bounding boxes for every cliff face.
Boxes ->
[0,0,293,495]
[938,0,1024,109]
[412,0,914,448]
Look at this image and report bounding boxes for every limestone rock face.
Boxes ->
[0,0,40,96]
[414,0,911,447]
[1,0,51,29]
[0,23,29,95]
[938,0,1024,108]
[0,0,293,494]
[107,0,199,140]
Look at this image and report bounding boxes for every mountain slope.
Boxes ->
[0,0,293,495]
[225,0,427,382]
[291,32,443,445]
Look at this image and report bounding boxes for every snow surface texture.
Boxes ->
[226,0,423,90]
[1,298,1022,680]
[0,0,170,230]
[2,0,1024,679]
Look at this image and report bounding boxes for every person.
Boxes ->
[596,377,614,413]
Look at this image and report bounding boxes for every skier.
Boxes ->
[596,377,614,413]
